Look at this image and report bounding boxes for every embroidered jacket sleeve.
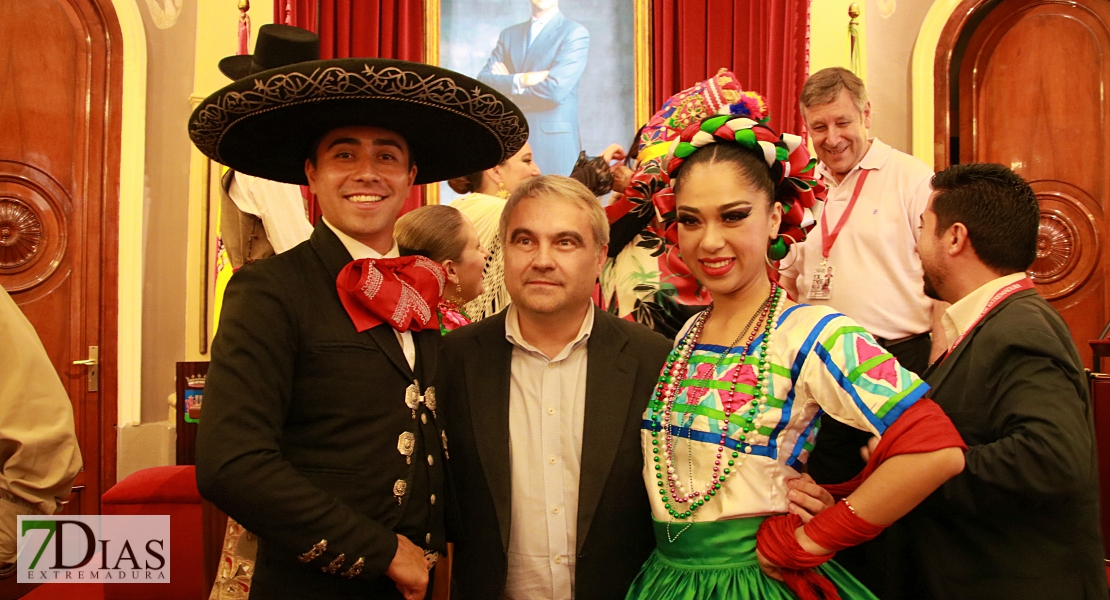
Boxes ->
[793,312,929,436]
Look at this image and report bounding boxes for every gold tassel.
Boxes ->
[237,1,251,56]
[848,3,862,77]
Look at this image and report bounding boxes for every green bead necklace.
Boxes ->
[650,283,782,521]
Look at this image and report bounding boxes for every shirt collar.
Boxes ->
[816,137,891,186]
[504,302,594,362]
[531,8,559,26]
[322,216,399,260]
[942,272,1028,347]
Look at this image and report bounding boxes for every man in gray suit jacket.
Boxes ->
[478,0,589,177]
[791,163,1106,599]
[901,163,1106,598]
[440,176,670,599]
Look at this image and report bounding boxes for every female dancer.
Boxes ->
[626,108,966,599]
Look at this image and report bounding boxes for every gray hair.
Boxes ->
[800,67,868,115]
[499,175,610,249]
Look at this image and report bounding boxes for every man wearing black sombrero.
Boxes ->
[191,56,528,599]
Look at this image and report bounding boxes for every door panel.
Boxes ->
[0,0,122,520]
[959,0,1110,367]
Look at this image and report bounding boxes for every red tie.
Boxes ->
[336,256,446,332]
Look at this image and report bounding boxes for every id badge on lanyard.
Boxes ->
[807,170,869,301]
[808,260,834,300]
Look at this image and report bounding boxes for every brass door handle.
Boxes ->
[73,346,99,391]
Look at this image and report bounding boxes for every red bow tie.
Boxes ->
[336,256,446,332]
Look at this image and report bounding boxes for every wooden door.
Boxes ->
[955,0,1110,368]
[0,0,121,518]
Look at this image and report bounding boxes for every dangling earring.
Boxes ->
[767,236,788,261]
[496,181,509,199]
[766,235,798,270]
[765,252,782,271]
[454,283,464,302]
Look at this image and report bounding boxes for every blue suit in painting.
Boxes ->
[478,11,589,177]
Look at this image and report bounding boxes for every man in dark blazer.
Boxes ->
[188,58,528,599]
[440,175,671,599]
[478,0,589,177]
[896,163,1105,598]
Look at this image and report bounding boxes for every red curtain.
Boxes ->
[274,0,317,30]
[317,0,423,61]
[276,0,426,222]
[653,0,811,139]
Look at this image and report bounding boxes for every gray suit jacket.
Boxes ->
[477,11,589,177]
[439,308,669,599]
[892,290,1106,599]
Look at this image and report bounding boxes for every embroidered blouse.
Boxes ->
[641,303,928,522]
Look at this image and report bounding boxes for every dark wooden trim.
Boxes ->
[933,0,992,170]
[90,0,124,504]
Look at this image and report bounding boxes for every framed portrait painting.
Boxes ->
[424,0,651,204]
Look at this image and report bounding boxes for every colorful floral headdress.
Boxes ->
[623,69,826,260]
[664,115,825,259]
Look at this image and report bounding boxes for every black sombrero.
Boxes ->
[217,24,320,80]
[189,58,529,185]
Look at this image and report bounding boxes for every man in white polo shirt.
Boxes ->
[780,66,946,595]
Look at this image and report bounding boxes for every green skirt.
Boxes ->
[624,517,878,600]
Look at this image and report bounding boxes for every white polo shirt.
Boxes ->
[781,138,934,341]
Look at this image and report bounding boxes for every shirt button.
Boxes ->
[547,408,555,416]
[554,556,563,564]
[425,533,431,544]
[547,363,555,369]
[430,494,436,505]
[427,455,434,466]
[552,506,560,514]
[549,457,557,465]
[421,413,428,424]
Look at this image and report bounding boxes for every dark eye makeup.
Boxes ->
[721,207,753,222]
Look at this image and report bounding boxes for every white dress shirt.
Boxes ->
[941,272,1028,348]
[782,138,935,340]
[322,217,415,369]
[503,302,593,600]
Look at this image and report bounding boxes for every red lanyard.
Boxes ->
[819,170,870,259]
[941,277,1035,364]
